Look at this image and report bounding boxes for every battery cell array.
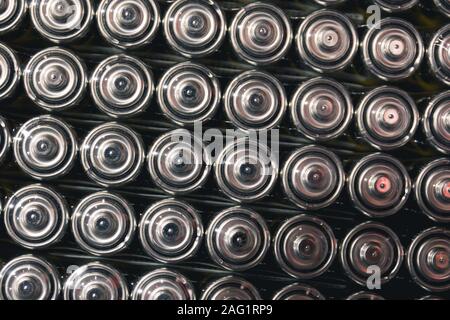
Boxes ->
[0,0,448,300]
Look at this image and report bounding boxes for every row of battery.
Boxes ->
[0,118,448,220]
[0,185,448,297]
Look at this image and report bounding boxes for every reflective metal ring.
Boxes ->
[290,77,353,141]
[72,191,137,256]
[422,91,450,155]
[131,268,196,300]
[346,291,385,300]
[23,47,87,111]
[356,86,419,150]
[97,0,160,49]
[0,42,20,100]
[163,0,226,58]
[428,25,450,86]
[407,227,450,292]
[273,215,337,279]
[81,122,145,186]
[0,255,60,300]
[139,198,203,263]
[13,115,78,180]
[347,153,411,217]
[281,145,345,210]
[434,0,450,18]
[224,70,287,131]
[30,0,94,43]
[147,129,211,194]
[205,206,270,271]
[63,262,129,300]
[4,184,69,249]
[91,54,154,118]
[214,138,278,203]
[373,0,419,12]
[229,2,293,65]
[157,62,220,126]
[340,221,404,286]
[201,276,261,300]
[0,115,11,164]
[272,283,325,300]
[0,0,27,34]
[296,10,359,72]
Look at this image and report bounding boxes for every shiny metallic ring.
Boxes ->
[91,54,154,118]
[415,158,450,223]
[214,138,278,203]
[347,153,411,218]
[281,145,345,210]
[229,2,293,65]
[0,0,27,34]
[362,18,424,81]
[346,291,385,300]
[63,262,128,300]
[23,47,87,111]
[340,221,404,286]
[0,42,20,100]
[97,0,160,49]
[163,0,226,58]
[30,0,94,43]
[422,91,450,155]
[139,198,203,263]
[296,10,359,72]
[272,283,325,300]
[373,0,419,12]
[434,0,450,18]
[206,206,270,271]
[13,115,78,180]
[81,122,145,186]
[356,86,419,150]
[4,184,69,249]
[224,70,287,131]
[72,191,137,256]
[157,62,221,126]
[201,276,261,300]
[0,115,11,164]
[0,255,60,300]
[131,269,196,300]
[428,25,450,86]
[273,215,337,279]
[407,227,450,292]
[290,77,353,141]
[147,129,211,194]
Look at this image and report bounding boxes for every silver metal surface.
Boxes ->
[224,70,287,131]
[0,0,27,34]
[407,227,450,292]
[139,198,203,263]
[273,215,337,279]
[347,153,411,217]
[13,115,78,180]
[147,129,211,194]
[340,221,404,287]
[81,122,145,186]
[91,54,154,118]
[63,262,129,300]
[3,184,69,249]
[428,24,450,86]
[0,42,20,100]
[97,0,160,49]
[72,191,137,256]
[163,0,226,58]
[296,10,358,72]
[356,86,419,150]
[0,255,60,300]
[157,62,220,126]
[229,2,292,65]
[23,47,87,111]
[290,77,353,141]
[30,0,94,43]
[131,269,196,300]
[201,276,261,300]
[281,145,345,210]
[373,0,419,12]
[422,91,450,155]
[272,283,325,300]
[205,207,270,271]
